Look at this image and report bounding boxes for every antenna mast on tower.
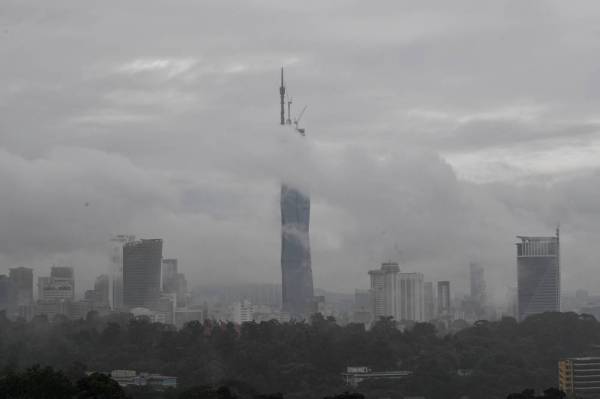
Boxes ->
[279,67,285,125]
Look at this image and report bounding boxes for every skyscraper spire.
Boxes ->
[279,67,285,125]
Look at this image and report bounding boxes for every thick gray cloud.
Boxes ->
[1,1,600,301]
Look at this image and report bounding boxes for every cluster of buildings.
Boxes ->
[0,236,202,328]
[352,262,484,327]
[0,72,575,332]
[349,229,563,328]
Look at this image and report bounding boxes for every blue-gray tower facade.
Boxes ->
[279,68,314,318]
[516,229,560,321]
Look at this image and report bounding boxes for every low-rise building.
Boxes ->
[100,370,177,390]
[559,357,600,398]
[341,366,412,388]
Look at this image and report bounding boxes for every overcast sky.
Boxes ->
[2,1,600,301]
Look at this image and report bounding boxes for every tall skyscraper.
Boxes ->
[161,258,188,308]
[398,272,425,322]
[123,239,163,309]
[162,258,178,291]
[279,68,314,319]
[109,234,135,310]
[516,229,560,321]
[423,281,435,321]
[9,267,33,305]
[469,262,486,305]
[369,262,400,320]
[437,281,451,317]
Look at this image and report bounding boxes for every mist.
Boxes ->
[2,0,600,305]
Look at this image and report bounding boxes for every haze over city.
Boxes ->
[3,0,600,303]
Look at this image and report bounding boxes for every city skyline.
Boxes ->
[3,2,600,300]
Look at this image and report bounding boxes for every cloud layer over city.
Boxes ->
[2,1,600,299]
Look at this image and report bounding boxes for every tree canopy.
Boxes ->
[0,312,595,398]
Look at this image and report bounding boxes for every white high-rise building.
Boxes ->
[369,262,400,320]
[232,300,254,324]
[398,273,424,322]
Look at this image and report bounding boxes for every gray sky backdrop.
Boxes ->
[2,0,600,301]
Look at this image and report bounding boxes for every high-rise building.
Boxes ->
[110,234,135,310]
[423,282,435,321]
[161,258,178,291]
[93,275,110,305]
[352,289,373,324]
[279,69,314,319]
[559,357,600,397]
[516,229,560,321]
[232,300,254,324]
[369,262,400,320]
[9,267,33,305]
[38,267,75,302]
[469,262,486,304]
[0,275,17,313]
[161,259,188,308]
[398,273,424,322]
[123,239,163,309]
[437,281,451,317]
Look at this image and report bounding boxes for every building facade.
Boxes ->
[232,299,254,324]
[161,258,178,291]
[38,267,75,302]
[9,267,33,306]
[341,367,412,388]
[516,230,560,321]
[369,262,400,320]
[123,239,163,309]
[423,282,435,321]
[110,234,135,310]
[93,275,110,305]
[398,272,425,322]
[0,275,17,313]
[161,258,187,307]
[559,357,600,398]
[353,289,373,324]
[437,281,451,317]
[470,262,486,304]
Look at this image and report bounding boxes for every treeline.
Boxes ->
[0,311,597,399]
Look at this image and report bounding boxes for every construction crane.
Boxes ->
[294,105,307,135]
[286,95,293,125]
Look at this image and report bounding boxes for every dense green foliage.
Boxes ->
[506,388,566,399]
[0,311,596,398]
[0,366,126,399]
